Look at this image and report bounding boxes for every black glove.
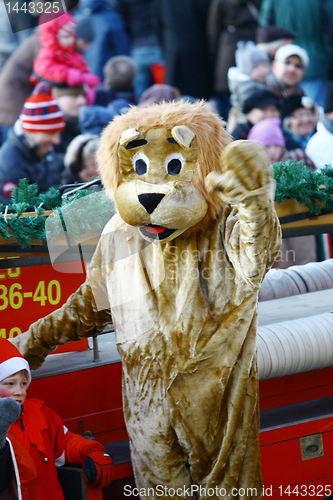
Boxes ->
[83,449,114,488]
[0,398,20,450]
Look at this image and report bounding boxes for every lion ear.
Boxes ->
[120,128,145,146]
[171,125,195,148]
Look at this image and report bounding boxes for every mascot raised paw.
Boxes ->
[12,101,281,499]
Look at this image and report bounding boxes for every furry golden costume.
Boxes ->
[12,101,281,499]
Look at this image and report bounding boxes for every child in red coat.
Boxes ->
[31,12,100,91]
[0,339,114,500]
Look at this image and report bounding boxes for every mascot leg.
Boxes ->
[122,358,262,499]
[123,376,194,498]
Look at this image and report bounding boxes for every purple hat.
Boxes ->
[247,117,285,147]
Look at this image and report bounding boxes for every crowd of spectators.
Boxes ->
[0,0,333,268]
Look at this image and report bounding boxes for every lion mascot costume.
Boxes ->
[12,101,281,499]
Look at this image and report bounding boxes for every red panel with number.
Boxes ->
[0,258,88,352]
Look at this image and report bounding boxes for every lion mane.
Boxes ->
[97,100,232,230]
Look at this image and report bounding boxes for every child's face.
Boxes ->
[0,371,28,405]
[266,144,284,164]
[58,33,76,49]
[250,61,270,83]
[80,154,99,182]
[57,22,76,49]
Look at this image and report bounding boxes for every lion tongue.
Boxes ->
[144,225,166,234]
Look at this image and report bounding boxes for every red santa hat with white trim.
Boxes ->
[0,339,31,386]
[20,82,65,133]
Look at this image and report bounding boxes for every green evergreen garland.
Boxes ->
[0,179,115,247]
[273,161,333,215]
[1,162,333,247]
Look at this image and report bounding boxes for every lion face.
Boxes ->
[114,126,209,242]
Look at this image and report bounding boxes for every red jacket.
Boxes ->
[31,13,97,87]
[8,398,107,500]
[10,399,66,500]
[5,433,38,500]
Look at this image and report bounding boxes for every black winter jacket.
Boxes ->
[0,127,63,204]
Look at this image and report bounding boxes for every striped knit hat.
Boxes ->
[0,339,31,386]
[20,86,65,133]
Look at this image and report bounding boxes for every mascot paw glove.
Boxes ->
[205,140,272,203]
[0,398,21,449]
[83,449,114,488]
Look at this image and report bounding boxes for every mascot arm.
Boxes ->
[10,242,111,368]
[205,140,281,288]
[10,280,111,369]
[10,238,112,369]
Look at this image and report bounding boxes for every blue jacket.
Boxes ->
[0,125,63,205]
[75,0,130,79]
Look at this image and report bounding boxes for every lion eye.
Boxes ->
[135,159,147,175]
[165,153,184,176]
[133,153,149,175]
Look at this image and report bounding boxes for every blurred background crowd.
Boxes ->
[1,0,333,268]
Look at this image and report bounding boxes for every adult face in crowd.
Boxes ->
[26,131,61,157]
[51,86,87,118]
[272,45,309,94]
[281,96,318,138]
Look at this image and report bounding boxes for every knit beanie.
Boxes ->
[20,84,65,133]
[76,17,94,42]
[247,117,285,147]
[0,339,31,386]
[256,25,297,44]
[235,41,269,76]
[280,95,315,120]
[274,44,309,69]
[243,89,281,114]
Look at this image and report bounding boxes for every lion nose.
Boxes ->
[138,193,165,214]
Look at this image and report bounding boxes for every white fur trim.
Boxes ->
[55,450,66,467]
[0,357,31,385]
[23,100,60,109]
[20,111,64,121]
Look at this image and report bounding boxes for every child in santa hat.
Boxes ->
[0,339,114,500]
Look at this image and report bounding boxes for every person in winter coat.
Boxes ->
[259,0,333,107]
[50,84,88,155]
[95,55,137,108]
[31,12,100,91]
[227,40,271,128]
[247,116,315,169]
[0,339,114,500]
[231,88,281,140]
[247,117,317,268]
[117,0,164,99]
[306,83,333,171]
[207,0,262,119]
[155,0,213,100]
[74,0,131,80]
[137,83,181,108]
[281,95,319,150]
[0,17,96,145]
[256,25,297,61]
[266,44,309,102]
[62,134,99,184]
[0,29,40,145]
[0,88,65,205]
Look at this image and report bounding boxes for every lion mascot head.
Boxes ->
[97,100,231,242]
